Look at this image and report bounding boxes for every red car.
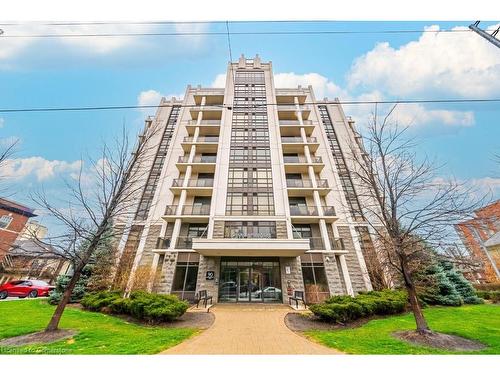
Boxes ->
[0,279,54,299]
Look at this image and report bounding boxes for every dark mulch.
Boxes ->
[0,329,77,347]
[393,331,487,352]
[285,311,378,332]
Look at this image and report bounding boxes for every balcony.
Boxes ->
[170,178,214,196]
[289,205,338,223]
[305,237,346,251]
[277,104,311,121]
[155,237,171,249]
[189,105,223,120]
[286,179,330,196]
[163,204,211,222]
[281,136,319,153]
[176,155,217,172]
[186,120,221,135]
[181,136,219,152]
[176,236,207,249]
[279,120,314,136]
[283,155,324,173]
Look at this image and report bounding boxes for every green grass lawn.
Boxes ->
[306,304,500,354]
[0,299,196,354]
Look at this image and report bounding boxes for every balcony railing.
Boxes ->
[289,205,318,216]
[178,155,217,163]
[277,104,311,111]
[226,205,275,216]
[172,179,214,188]
[286,179,313,188]
[155,237,171,249]
[292,236,345,250]
[176,236,207,249]
[279,120,313,125]
[330,238,345,250]
[187,120,221,125]
[289,205,336,216]
[183,136,219,143]
[164,205,211,216]
[322,206,336,216]
[281,136,317,143]
[283,155,323,164]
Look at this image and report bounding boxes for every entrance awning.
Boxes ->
[192,238,309,257]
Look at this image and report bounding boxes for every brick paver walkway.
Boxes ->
[162,304,340,354]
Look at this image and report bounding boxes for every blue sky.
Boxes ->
[0,21,499,229]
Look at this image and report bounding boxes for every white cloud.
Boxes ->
[2,157,82,181]
[274,72,349,100]
[386,104,474,127]
[211,73,226,88]
[348,24,500,98]
[137,89,184,115]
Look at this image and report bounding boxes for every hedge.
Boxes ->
[476,290,500,303]
[309,289,408,323]
[81,290,189,323]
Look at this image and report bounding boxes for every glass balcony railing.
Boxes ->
[183,136,219,143]
[289,205,318,216]
[283,155,323,164]
[172,179,214,188]
[177,155,217,163]
[289,205,336,216]
[155,237,171,249]
[286,179,329,188]
[279,120,313,125]
[187,120,221,125]
[176,236,207,249]
[292,236,345,250]
[164,205,211,216]
[281,136,317,143]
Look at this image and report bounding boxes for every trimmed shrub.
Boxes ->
[475,283,500,292]
[309,289,408,323]
[81,290,189,322]
[476,290,500,303]
[81,290,122,311]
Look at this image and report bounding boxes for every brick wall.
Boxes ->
[279,256,305,303]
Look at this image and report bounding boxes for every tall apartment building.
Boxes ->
[114,55,386,304]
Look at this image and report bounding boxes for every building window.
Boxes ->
[0,215,12,229]
[224,221,276,239]
[172,253,200,302]
[301,254,330,304]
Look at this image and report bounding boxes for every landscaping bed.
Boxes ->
[305,304,500,354]
[0,299,197,354]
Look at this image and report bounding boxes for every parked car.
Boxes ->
[0,279,54,299]
[253,287,282,299]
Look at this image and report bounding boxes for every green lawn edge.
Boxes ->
[304,304,500,354]
[0,299,198,354]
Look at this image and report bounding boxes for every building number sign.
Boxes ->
[206,271,215,280]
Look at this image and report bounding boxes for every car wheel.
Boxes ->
[29,290,38,298]
[0,291,7,299]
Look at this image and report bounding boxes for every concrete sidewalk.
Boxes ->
[162,304,340,355]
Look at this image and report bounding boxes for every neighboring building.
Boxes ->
[18,220,48,241]
[455,200,500,283]
[0,198,37,263]
[0,239,71,285]
[113,55,388,304]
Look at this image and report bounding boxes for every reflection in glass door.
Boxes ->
[219,258,282,303]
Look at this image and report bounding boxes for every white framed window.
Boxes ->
[0,215,13,229]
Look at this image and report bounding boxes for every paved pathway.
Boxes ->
[162,304,340,355]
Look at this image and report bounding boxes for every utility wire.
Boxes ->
[0,98,498,114]
[0,29,473,38]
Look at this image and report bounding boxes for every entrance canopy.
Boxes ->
[192,238,309,257]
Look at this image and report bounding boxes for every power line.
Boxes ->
[0,29,472,38]
[0,98,498,114]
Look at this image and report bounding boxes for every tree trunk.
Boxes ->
[45,263,84,332]
[401,258,431,334]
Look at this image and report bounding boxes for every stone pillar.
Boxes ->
[196,256,220,302]
[280,256,305,303]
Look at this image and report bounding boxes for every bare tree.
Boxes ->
[32,122,161,332]
[348,105,484,334]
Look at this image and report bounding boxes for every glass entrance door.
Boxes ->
[219,258,282,303]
